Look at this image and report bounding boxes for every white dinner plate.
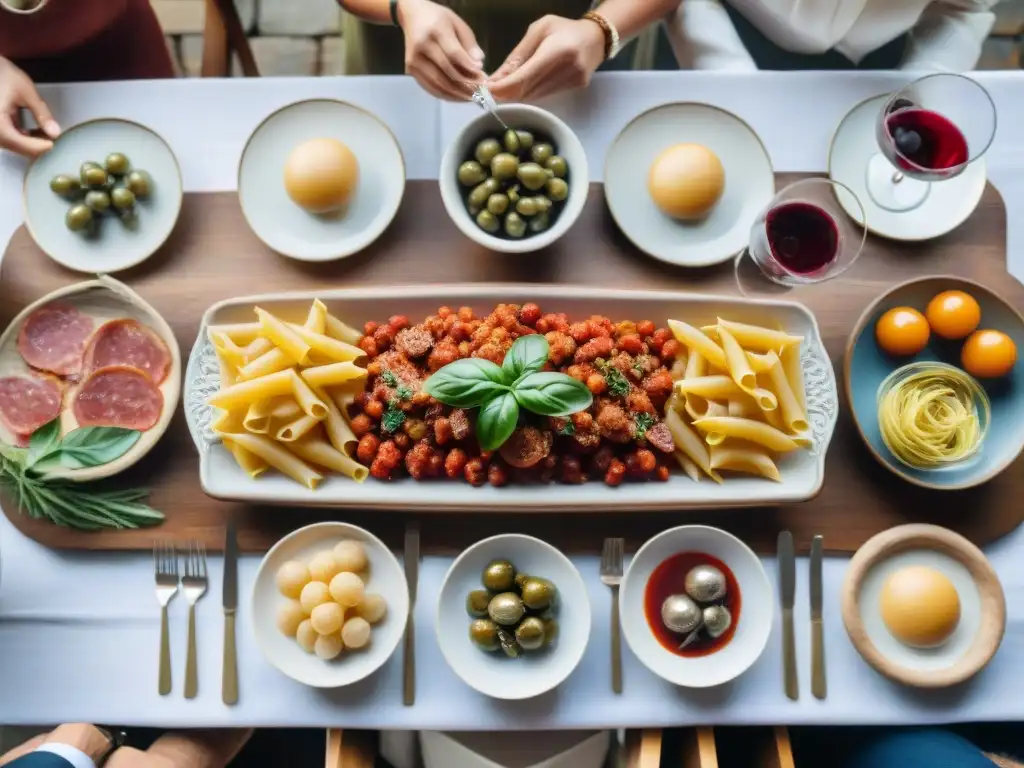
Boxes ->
[604,103,774,268]
[828,95,987,241]
[238,99,405,262]
[23,118,183,274]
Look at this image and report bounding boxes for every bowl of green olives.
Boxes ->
[439,105,588,254]
[436,534,590,700]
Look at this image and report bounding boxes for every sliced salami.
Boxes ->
[83,318,172,384]
[17,302,95,377]
[73,365,163,431]
[0,374,63,442]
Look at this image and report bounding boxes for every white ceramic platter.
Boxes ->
[435,534,590,700]
[238,99,405,262]
[604,103,775,268]
[251,522,409,688]
[828,95,987,241]
[23,119,183,274]
[185,285,838,509]
[0,276,181,481]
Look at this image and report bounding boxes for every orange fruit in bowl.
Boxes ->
[925,290,981,340]
[875,307,930,357]
[961,329,1017,378]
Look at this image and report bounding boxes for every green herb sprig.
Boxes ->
[423,335,592,451]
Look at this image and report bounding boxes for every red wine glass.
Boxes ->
[868,73,995,213]
[735,178,867,296]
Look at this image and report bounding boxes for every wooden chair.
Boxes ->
[325,729,377,768]
[201,0,260,77]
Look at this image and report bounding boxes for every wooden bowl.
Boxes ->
[841,524,1005,688]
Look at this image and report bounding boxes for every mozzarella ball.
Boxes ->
[308,550,340,583]
[329,571,365,607]
[310,601,345,636]
[333,539,368,573]
[315,632,345,660]
[277,600,307,637]
[276,560,310,598]
[341,617,372,650]
[295,620,318,653]
[300,580,331,614]
[356,593,388,624]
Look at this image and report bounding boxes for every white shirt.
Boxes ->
[665,0,999,72]
[34,744,96,768]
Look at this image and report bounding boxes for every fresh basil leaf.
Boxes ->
[423,358,509,408]
[26,418,61,469]
[476,392,520,452]
[502,334,549,381]
[513,372,593,417]
[57,427,142,469]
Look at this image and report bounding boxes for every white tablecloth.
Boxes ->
[1,72,1023,729]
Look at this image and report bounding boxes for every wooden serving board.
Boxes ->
[2,175,1021,557]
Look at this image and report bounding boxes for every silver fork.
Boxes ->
[182,540,208,700]
[601,538,625,694]
[154,541,178,696]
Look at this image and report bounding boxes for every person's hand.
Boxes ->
[397,0,485,101]
[0,57,59,157]
[0,724,112,766]
[487,16,605,103]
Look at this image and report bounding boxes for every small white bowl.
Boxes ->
[620,525,773,688]
[436,534,590,700]
[252,522,409,688]
[439,105,589,254]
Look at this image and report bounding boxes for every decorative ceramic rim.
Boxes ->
[619,524,774,688]
[434,533,591,700]
[843,274,1024,491]
[0,0,48,14]
[250,521,409,688]
[438,104,590,255]
[0,274,182,482]
[21,117,184,274]
[603,101,776,268]
[841,523,1006,689]
[825,93,987,243]
[236,97,407,262]
[184,284,839,507]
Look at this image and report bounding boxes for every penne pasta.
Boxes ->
[270,397,303,421]
[243,400,274,434]
[316,387,359,457]
[727,395,761,419]
[220,432,323,489]
[675,375,744,401]
[669,357,688,381]
[693,416,804,453]
[717,318,804,352]
[709,445,782,482]
[718,327,778,411]
[664,408,722,482]
[286,323,365,363]
[291,435,369,483]
[290,372,330,420]
[765,351,810,434]
[211,408,245,433]
[208,322,261,346]
[236,347,293,382]
[225,441,269,478]
[780,343,807,411]
[746,351,775,374]
[213,349,238,388]
[256,307,312,365]
[669,319,727,370]
[301,361,367,390]
[304,299,328,334]
[673,451,701,482]
[209,369,295,411]
[276,414,320,442]
[325,313,364,345]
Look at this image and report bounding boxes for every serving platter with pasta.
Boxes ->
[185,285,838,510]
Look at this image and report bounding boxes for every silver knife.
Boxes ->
[222,520,238,706]
[402,521,419,707]
[810,535,826,700]
[778,530,798,700]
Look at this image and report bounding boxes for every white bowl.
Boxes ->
[436,534,591,700]
[620,525,773,688]
[251,522,409,688]
[439,105,589,254]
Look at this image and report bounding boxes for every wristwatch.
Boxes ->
[582,11,621,61]
[93,727,127,767]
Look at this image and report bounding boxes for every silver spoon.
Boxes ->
[471,85,509,131]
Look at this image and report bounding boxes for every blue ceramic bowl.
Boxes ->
[845,276,1024,490]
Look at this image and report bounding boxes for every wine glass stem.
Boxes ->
[891,171,904,185]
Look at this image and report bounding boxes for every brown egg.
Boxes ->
[648,143,725,221]
[880,565,960,648]
[284,138,359,214]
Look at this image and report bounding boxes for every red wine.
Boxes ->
[765,202,839,275]
[885,108,968,171]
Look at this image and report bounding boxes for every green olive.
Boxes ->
[529,211,551,234]
[545,155,568,178]
[506,184,521,205]
[521,577,557,611]
[532,196,552,213]
[457,160,487,187]
[467,590,491,617]
[497,627,523,659]
[65,204,93,232]
[487,592,525,626]
[504,212,527,239]
[82,165,109,189]
[475,209,500,233]
[514,572,530,590]
[49,174,81,199]
[543,618,559,647]
[467,179,496,210]
[469,619,501,652]
[515,197,539,217]
[490,152,519,182]
[502,128,521,154]
[517,162,548,191]
[486,193,509,215]
[482,560,516,592]
[125,170,152,199]
[84,190,111,213]
[110,186,136,211]
[515,617,547,651]
[531,143,554,165]
[545,177,569,202]
[474,137,502,166]
[104,153,130,176]
[515,130,534,151]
